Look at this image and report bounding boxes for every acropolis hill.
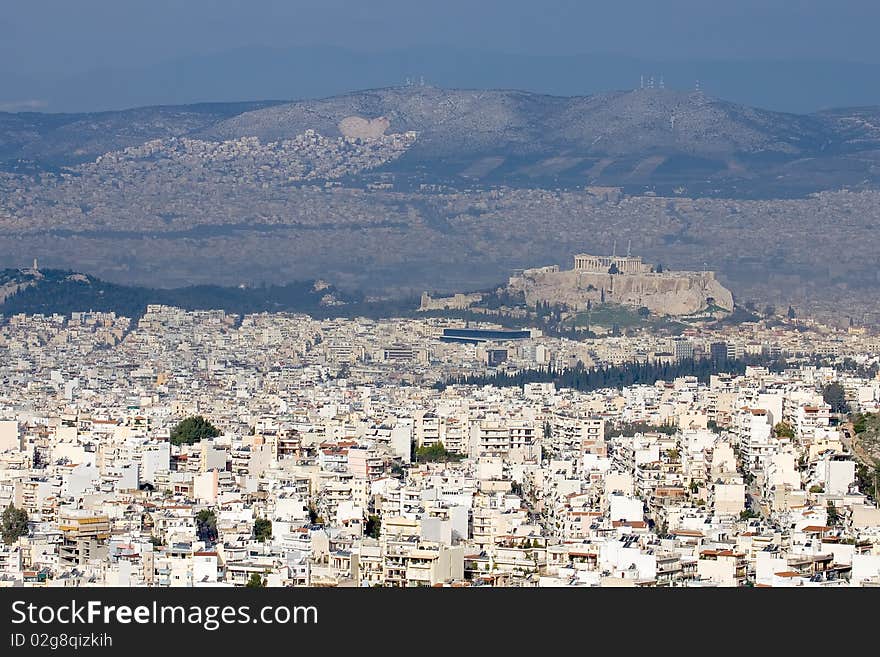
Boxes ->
[505,253,734,316]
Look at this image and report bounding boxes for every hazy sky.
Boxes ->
[3,0,878,74]
[1,1,878,112]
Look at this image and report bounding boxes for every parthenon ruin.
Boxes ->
[573,253,653,274]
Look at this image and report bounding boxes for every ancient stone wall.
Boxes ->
[419,291,483,311]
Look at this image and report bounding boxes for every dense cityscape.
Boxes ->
[6,7,880,657]
[1,293,879,588]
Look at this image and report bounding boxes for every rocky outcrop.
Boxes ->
[0,281,34,304]
[507,267,733,316]
[338,116,391,140]
[0,268,42,304]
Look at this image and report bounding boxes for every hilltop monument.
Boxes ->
[505,252,733,316]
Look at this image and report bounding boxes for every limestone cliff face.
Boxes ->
[0,280,37,305]
[508,268,733,316]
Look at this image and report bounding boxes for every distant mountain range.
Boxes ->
[2,86,880,324]
[3,86,880,195]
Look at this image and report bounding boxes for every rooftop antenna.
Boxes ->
[626,239,632,258]
[640,75,644,89]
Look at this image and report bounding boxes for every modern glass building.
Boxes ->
[440,328,533,344]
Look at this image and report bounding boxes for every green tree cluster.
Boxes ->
[415,441,458,462]
[855,461,880,504]
[307,504,324,525]
[171,416,220,446]
[826,501,840,526]
[196,509,218,543]
[773,422,795,439]
[436,355,791,393]
[0,271,388,322]
[2,504,28,544]
[254,518,272,542]
[822,382,848,414]
[365,515,381,539]
[246,573,266,588]
[852,413,871,435]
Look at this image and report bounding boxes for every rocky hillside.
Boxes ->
[0,101,283,169]
[208,87,824,156]
[506,265,733,316]
[200,87,843,192]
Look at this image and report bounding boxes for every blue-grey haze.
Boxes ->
[1,1,878,112]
